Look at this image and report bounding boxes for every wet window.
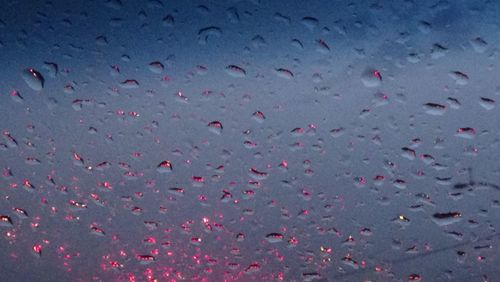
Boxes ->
[1,0,499,281]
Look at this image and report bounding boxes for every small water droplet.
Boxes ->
[361,67,382,87]
[225,64,246,77]
[265,233,284,243]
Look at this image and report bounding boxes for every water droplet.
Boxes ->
[157,160,173,173]
[119,79,139,89]
[32,244,42,257]
[361,68,382,87]
[359,228,372,236]
[252,111,266,122]
[42,62,58,77]
[225,64,246,77]
[301,16,319,30]
[455,127,476,139]
[69,200,87,211]
[423,103,447,115]
[449,71,469,85]
[479,97,495,110]
[249,167,268,180]
[10,90,24,103]
[3,131,18,148]
[447,97,461,109]
[342,255,359,269]
[136,255,155,265]
[431,43,448,59]
[432,212,462,226]
[0,215,13,227]
[470,37,488,53]
[168,187,184,196]
[244,262,261,274]
[291,39,303,49]
[275,68,294,79]
[12,208,28,219]
[408,274,422,281]
[316,39,330,53]
[207,121,223,135]
[401,147,416,160]
[21,68,44,91]
[330,127,345,138]
[198,26,222,45]
[265,233,284,243]
[148,61,164,73]
[417,21,432,33]
[302,272,322,281]
[162,14,174,27]
[90,226,105,236]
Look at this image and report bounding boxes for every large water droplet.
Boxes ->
[21,68,44,91]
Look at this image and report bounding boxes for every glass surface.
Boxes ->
[1,0,500,281]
